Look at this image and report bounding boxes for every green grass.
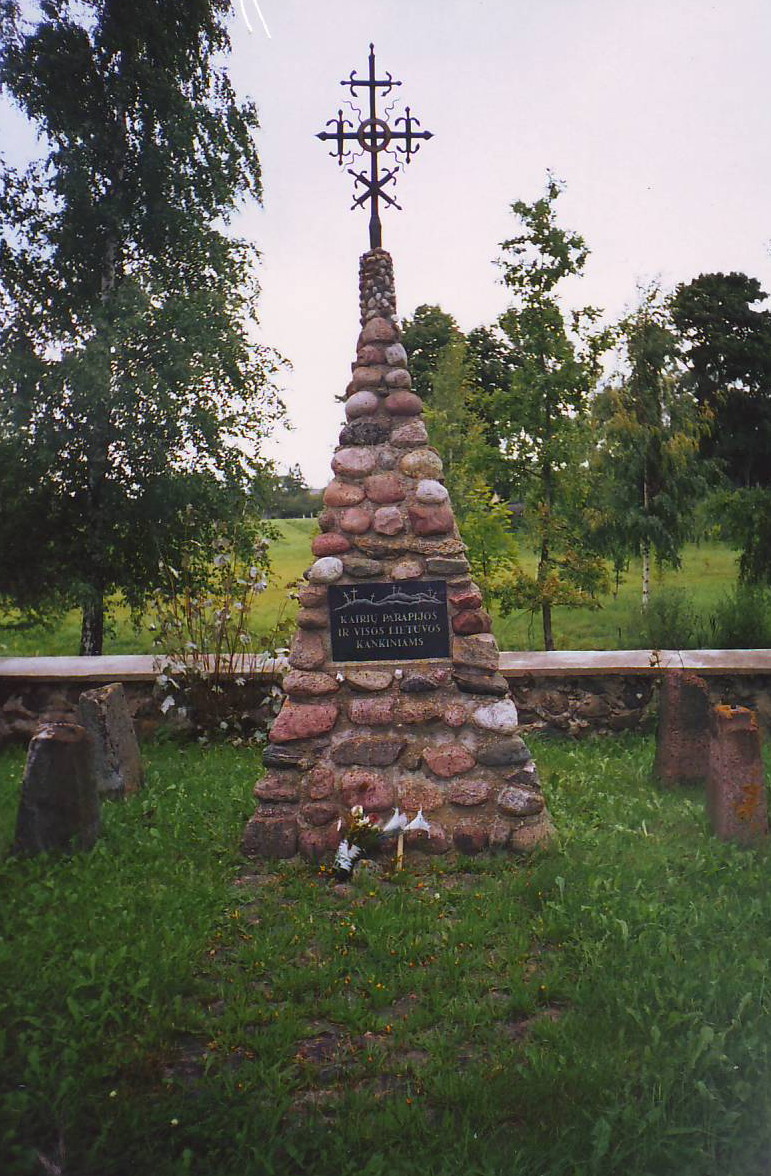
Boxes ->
[0,525,749,656]
[2,736,771,1174]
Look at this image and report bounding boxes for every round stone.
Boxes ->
[297,607,328,629]
[415,479,449,504]
[345,390,380,420]
[392,558,424,580]
[408,504,454,536]
[359,316,398,344]
[283,671,339,697]
[269,701,339,744]
[497,786,546,817]
[339,507,372,534]
[473,699,519,734]
[447,780,492,806]
[384,390,423,416]
[307,557,344,584]
[452,609,493,636]
[351,365,388,391]
[400,449,444,479]
[364,473,407,504]
[384,342,408,365]
[324,480,365,507]
[377,447,398,469]
[357,344,386,365]
[422,744,477,778]
[373,505,405,535]
[384,368,412,388]
[332,447,378,478]
[312,532,351,557]
[289,630,326,670]
[391,419,428,447]
[317,508,337,531]
[339,421,390,447]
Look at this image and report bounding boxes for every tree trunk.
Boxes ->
[80,587,105,656]
[542,598,555,652]
[642,466,651,608]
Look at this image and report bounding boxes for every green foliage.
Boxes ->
[491,177,611,648]
[671,272,771,489]
[422,335,519,600]
[590,284,709,604]
[625,586,704,650]
[705,583,771,649]
[265,465,321,520]
[0,0,283,653]
[400,304,463,402]
[711,486,771,586]
[3,735,771,1173]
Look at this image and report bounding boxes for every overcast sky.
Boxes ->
[4,1,771,486]
[223,0,771,485]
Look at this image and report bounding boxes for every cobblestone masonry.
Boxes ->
[243,250,555,862]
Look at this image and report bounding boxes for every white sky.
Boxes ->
[226,0,771,485]
[3,1,771,486]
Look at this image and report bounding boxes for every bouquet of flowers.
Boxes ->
[333,805,431,879]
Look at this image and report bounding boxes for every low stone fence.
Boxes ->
[1,651,771,746]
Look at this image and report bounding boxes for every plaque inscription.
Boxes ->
[328,579,451,663]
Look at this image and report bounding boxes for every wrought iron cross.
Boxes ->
[316,44,433,250]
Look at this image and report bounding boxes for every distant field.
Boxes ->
[0,520,747,655]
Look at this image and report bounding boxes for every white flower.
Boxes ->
[213,553,228,567]
[404,808,430,834]
[239,632,252,644]
[380,808,408,836]
[160,695,176,714]
[235,677,246,687]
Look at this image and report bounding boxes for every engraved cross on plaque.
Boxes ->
[316,43,433,250]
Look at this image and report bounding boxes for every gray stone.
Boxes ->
[262,745,313,771]
[331,736,406,766]
[425,557,469,576]
[345,390,380,420]
[477,737,531,767]
[242,814,297,859]
[497,785,545,817]
[384,342,408,365]
[473,700,519,734]
[343,556,384,578]
[14,722,101,856]
[453,669,509,696]
[78,682,144,798]
[415,479,449,504]
[339,420,391,447]
[307,557,344,584]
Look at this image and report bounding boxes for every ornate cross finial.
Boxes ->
[316,43,433,250]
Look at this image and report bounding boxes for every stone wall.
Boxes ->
[3,662,771,747]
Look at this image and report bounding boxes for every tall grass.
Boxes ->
[2,736,771,1174]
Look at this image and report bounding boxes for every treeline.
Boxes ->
[401,179,771,649]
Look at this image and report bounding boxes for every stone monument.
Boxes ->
[243,45,554,863]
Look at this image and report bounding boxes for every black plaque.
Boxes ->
[328,579,450,663]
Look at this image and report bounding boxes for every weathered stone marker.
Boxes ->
[78,682,144,798]
[13,722,101,856]
[653,671,711,787]
[707,704,768,845]
[243,249,554,863]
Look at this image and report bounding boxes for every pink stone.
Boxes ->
[384,368,412,388]
[351,365,388,390]
[298,822,340,860]
[345,390,380,420]
[298,586,327,607]
[509,816,556,854]
[356,344,386,365]
[400,449,444,479]
[384,391,424,416]
[340,506,372,534]
[396,698,445,724]
[452,609,493,635]
[317,509,337,532]
[391,420,428,447]
[405,820,450,854]
[397,777,445,812]
[243,814,297,859]
[332,448,378,478]
[301,802,339,827]
[269,701,339,744]
[307,764,336,800]
[392,559,424,580]
[445,703,471,728]
[447,780,492,806]
[422,744,476,778]
[297,608,328,630]
[373,505,405,535]
[324,480,365,507]
[341,769,395,812]
[283,671,339,697]
[348,696,397,725]
[312,532,351,557]
[254,773,299,803]
[450,588,484,611]
[359,316,398,344]
[453,820,489,855]
[408,504,454,536]
[364,473,407,504]
[653,672,711,787]
[288,631,326,670]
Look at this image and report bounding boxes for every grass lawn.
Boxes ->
[0,521,749,656]
[2,735,771,1174]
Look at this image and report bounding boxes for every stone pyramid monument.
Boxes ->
[243,249,554,863]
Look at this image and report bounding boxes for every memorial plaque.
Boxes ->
[328,579,450,663]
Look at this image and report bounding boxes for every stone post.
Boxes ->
[13,722,101,856]
[653,671,711,786]
[707,704,768,845]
